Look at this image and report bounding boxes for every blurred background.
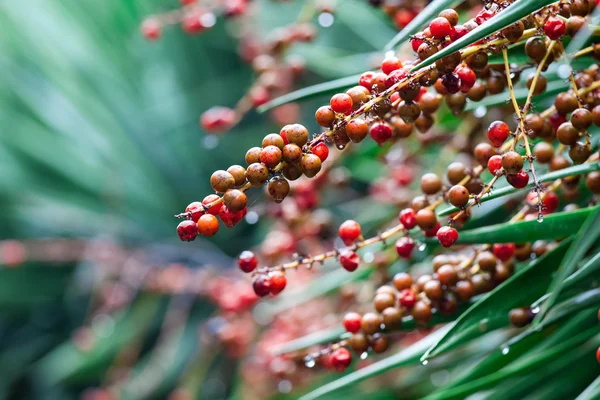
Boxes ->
[0,0,405,398]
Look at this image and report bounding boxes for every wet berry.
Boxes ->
[185,201,204,222]
[219,205,246,228]
[488,155,503,175]
[197,214,219,236]
[339,250,360,271]
[381,56,402,74]
[253,274,271,297]
[238,250,258,273]
[395,237,415,258]
[455,65,476,92]
[311,142,330,162]
[339,220,361,245]
[437,226,458,247]
[269,271,287,295]
[343,312,362,333]
[370,121,393,145]
[399,208,417,229]
[430,17,452,38]
[544,17,566,40]
[177,220,198,242]
[487,121,510,147]
[507,170,529,188]
[330,93,353,114]
[330,348,352,372]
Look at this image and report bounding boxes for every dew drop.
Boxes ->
[304,357,316,368]
[336,144,346,150]
[501,347,510,355]
[422,360,429,366]
[474,106,487,118]
[531,306,540,314]
[363,252,375,263]
[479,318,489,332]
[418,243,427,251]
[537,214,544,223]
[360,352,368,360]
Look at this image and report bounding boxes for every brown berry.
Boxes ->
[416,209,437,230]
[557,122,580,145]
[315,106,336,127]
[267,177,290,203]
[374,292,396,313]
[245,147,262,165]
[301,154,322,178]
[421,173,442,194]
[262,133,285,149]
[361,312,382,334]
[223,189,247,212]
[281,124,309,146]
[246,163,269,187]
[382,307,403,329]
[210,170,236,193]
[571,108,593,130]
[227,165,247,186]
[502,151,524,174]
[346,119,369,143]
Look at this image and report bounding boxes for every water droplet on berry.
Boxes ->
[201,12,216,28]
[360,352,368,360]
[531,306,540,314]
[304,356,316,368]
[419,243,427,251]
[501,347,510,355]
[537,214,544,223]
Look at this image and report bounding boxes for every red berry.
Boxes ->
[330,93,353,114]
[437,226,458,248]
[430,17,452,38]
[269,271,287,295]
[370,121,393,145]
[200,106,235,133]
[411,36,424,52]
[141,18,162,40]
[339,250,360,272]
[526,191,559,213]
[394,9,415,28]
[249,86,270,107]
[544,17,566,40]
[381,56,402,74]
[424,221,441,238]
[449,25,468,41]
[202,194,223,215]
[493,243,515,261]
[475,9,495,25]
[177,220,198,242]
[238,250,258,273]
[253,274,271,297]
[390,92,400,103]
[487,121,510,147]
[312,142,330,162]
[395,237,415,259]
[343,312,362,333]
[415,86,428,102]
[182,10,207,34]
[339,220,362,245]
[185,201,204,222]
[507,170,529,188]
[219,205,247,228]
[549,112,567,131]
[487,155,503,175]
[385,67,409,88]
[455,65,476,93]
[197,214,219,236]
[399,208,417,229]
[359,71,375,90]
[330,347,352,372]
[399,288,417,308]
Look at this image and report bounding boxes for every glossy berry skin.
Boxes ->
[197,214,219,236]
[238,250,258,273]
[455,65,476,93]
[312,142,329,162]
[399,208,417,229]
[507,170,529,188]
[202,194,223,215]
[219,205,246,228]
[487,121,510,147]
[185,201,204,222]
[430,17,452,38]
[544,17,566,40]
[487,155,503,175]
[177,220,198,242]
[381,56,402,74]
[343,312,362,333]
[370,121,393,145]
[399,288,417,308]
[395,237,415,259]
[359,71,374,90]
[597,346,600,364]
[493,243,515,261]
[526,191,559,213]
[425,221,441,238]
[339,250,360,272]
[330,93,353,114]
[268,271,287,295]
[339,220,361,245]
[330,348,352,372]
[253,274,271,297]
[437,226,459,248]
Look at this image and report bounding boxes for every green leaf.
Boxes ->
[411,0,558,72]
[534,206,600,325]
[297,325,452,400]
[428,207,596,245]
[257,74,362,113]
[383,0,463,52]
[421,240,571,361]
[575,375,600,400]
[437,162,600,216]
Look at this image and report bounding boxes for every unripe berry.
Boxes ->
[282,144,303,164]
[487,121,510,147]
[448,185,470,208]
[421,173,442,194]
[301,154,322,177]
[395,237,415,259]
[393,272,413,291]
[177,220,198,242]
[280,124,309,146]
[246,163,269,187]
[269,271,287,295]
[416,209,437,230]
[197,214,219,236]
[346,119,369,143]
[227,165,247,186]
[502,151,524,175]
[223,189,247,212]
[238,250,258,273]
[245,147,262,165]
[315,106,336,127]
[381,307,403,329]
[260,145,282,169]
[361,312,382,334]
[437,226,458,247]
[399,208,417,229]
[267,177,290,203]
[343,312,362,333]
[339,250,360,271]
[330,348,352,372]
[339,220,361,245]
[211,170,235,193]
[262,133,285,149]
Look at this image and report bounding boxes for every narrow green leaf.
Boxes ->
[257,74,362,113]
[411,0,558,71]
[575,375,600,400]
[437,162,600,216]
[383,0,462,52]
[421,240,571,361]
[534,206,600,325]
[298,325,452,400]
[428,207,595,245]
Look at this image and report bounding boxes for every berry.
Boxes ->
[343,312,362,333]
[369,121,393,145]
[395,237,415,258]
[315,106,336,127]
[544,16,566,40]
[437,226,459,247]
[280,124,309,146]
[455,65,476,93]
[339,250,360,271]
[330,348,352,372]
[238,250,258,273]
[502,151,524,175]
[269,271,287,295]
[219,205,246,228]
[425,221,441,237]
[330,93,353,114]
[597,347,600,364]
[141,18,162,40]
[487,155,503,175]
[211,170,235,193]
[507,170,530,188]
[448,185,470,208]
[311,142,329,162]
[493,243,515,261]
[359,71,375,90]
[223,189,248,212]
[301,154,322,178]
[185,201,204,222]
[399,288,417,308]
[182,10,207,34]
[487,121,510,147]
[421,173,442,194]
[399,208,417,229]
[509,308,531,327]
[381,56,402,74]
[339,220,361,245]
[260,145,283,169]
[253,274,271,297]
[177,220,198,242]
[385,67,409,88]
[361,312,382,334]
[441,72,461,94]
[430,17,452,38]
[393,272,413,291]
[197,214,219,236]
[411,36,424,52]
